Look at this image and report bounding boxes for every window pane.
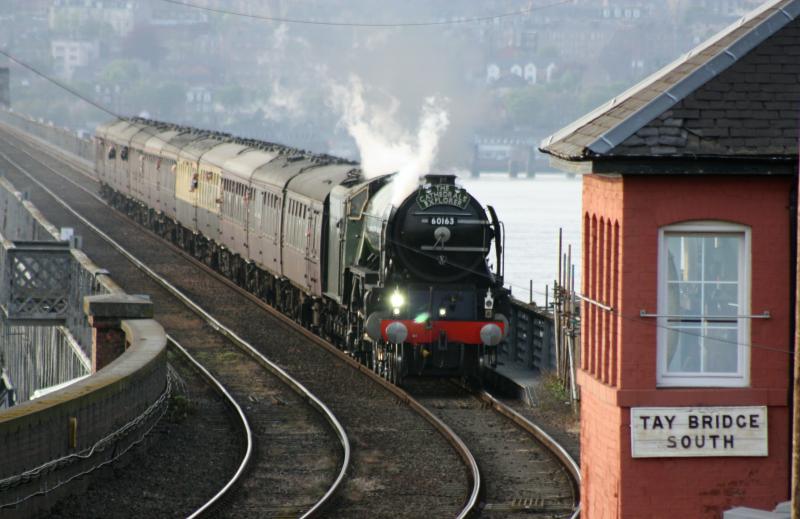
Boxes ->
[667,282,701,316]
[666,235,702,281]
[704,284,738,317]
[704,236,738,282]
[660,228,747,385]
[703,327,738,373]
[666,327,701,373]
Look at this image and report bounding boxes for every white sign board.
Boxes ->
[631,406,768,458]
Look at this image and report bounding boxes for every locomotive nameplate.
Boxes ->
[631,406,768,458]
[416,184,470,210]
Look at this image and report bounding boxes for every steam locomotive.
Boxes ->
[95,118,509,384]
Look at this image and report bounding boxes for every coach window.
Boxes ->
[657,221,750,387]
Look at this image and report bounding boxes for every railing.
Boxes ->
[0,178,119,405]
[500,299,556,371]
[0,109,94,163]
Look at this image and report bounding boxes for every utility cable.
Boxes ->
[157,0,572,28]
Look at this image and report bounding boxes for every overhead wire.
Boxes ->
[0,48,791,357]
[157,0,573,28]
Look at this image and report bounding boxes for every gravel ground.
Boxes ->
[499,376,581,465]
[48,350,243,518]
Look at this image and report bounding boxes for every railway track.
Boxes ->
[0,125,581,517]
[0,128,475,517]
[408,379,579,518]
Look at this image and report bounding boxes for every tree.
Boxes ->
[121,25,165,67]
[100,60,140,84]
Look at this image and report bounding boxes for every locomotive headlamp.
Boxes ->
[390,291,405,309]
[438,307,447,317]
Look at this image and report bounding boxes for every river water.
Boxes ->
[459,173,583,305]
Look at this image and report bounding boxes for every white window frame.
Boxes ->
[656,221,751,388]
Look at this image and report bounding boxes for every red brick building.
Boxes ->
[541,1,800,517]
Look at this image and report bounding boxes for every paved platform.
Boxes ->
[485,362,541,405]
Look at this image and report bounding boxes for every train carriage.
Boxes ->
[251,155,314,282]
[199,142,250,256]
[94,119,120,185]
[142,128,183,218]
[97,119,139,194]
[284,162,358,297]
[222,148,279,270]
[128,126,163,210]
[175,136,220,238]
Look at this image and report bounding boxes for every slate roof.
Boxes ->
[540,0,800,162]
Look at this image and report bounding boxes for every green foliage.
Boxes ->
[542,373,570,404]
[121,25,165,67]
[502,77,629,130]
[100,59,141,84]
[537,371,571,410]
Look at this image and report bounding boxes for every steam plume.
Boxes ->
[330,76,449,205]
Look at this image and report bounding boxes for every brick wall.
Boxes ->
[580,173,792,518]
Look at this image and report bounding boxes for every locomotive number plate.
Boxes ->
[428,216,457,226]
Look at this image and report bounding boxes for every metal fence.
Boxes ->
[0,109,94,163]
[500,299,556,372]
[0,178,113,406]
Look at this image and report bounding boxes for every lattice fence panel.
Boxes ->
[2,244,71,322]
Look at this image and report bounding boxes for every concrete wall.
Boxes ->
[0,319,167,518]
[0,109,94,165]
[580,174,792,518]
[0,69,8,108]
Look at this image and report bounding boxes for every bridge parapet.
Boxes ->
[0,317,167,519]
[0,175,167,518]
[0,109,94,165]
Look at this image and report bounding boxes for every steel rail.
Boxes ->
[166,336,254,519]
[0,147,350,519]
[0,131,483,518]
[477,389,581,516]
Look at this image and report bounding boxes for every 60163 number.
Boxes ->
[430,216,456,225]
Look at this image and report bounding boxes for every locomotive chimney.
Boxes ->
[424,174,456,185]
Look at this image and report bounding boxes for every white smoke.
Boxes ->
[249,79,304,121]
[329,76,449,205]
[272,24,289,52]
